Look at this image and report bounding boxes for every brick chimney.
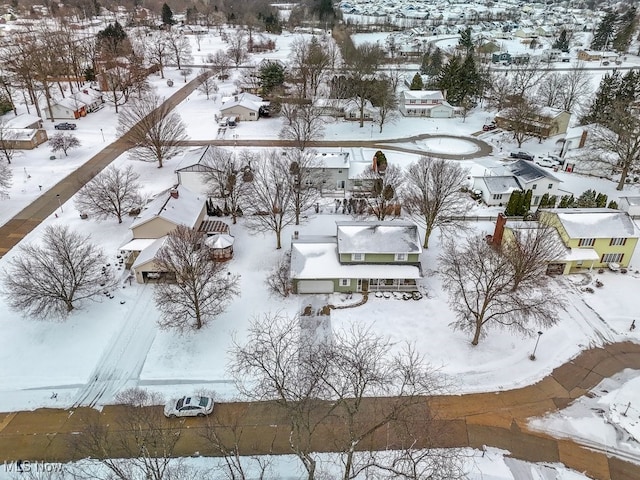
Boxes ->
[579,129,588,148]
[169,188,179,199]
[492,213,507,246]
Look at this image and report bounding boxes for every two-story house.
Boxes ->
[290,221,422,294]
[538,208,639,273]
[399,90,454,118]
[472,160,562,207]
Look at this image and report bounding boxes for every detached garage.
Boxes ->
[296,280,335,294]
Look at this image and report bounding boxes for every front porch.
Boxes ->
[356,278,418,292]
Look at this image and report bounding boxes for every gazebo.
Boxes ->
[205,233,235,261]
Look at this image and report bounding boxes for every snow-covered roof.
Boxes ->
[132,236,167,269]
[2,113,41,129]
[119,238,158,252]
[538,106,568,119]
[290,237,421,280]
[545,208,640,239]
[480,175,521,194]
[619,196,640,207]
[563,247,599,262]
[314,151,350,169]
[130,185,204,232]
[336,221,422,254]
[55,96,86,110]
[402,90,445,101]
[1,128,38,140]
[508,160,560,183]
[174,146,213,171]
[220,93,267,112]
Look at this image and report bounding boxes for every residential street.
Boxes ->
[1,341,639,479]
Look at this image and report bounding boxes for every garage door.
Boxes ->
[430,108,451,118]
[297,280,334,294]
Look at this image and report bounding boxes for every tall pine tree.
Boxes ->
[612,6,637,53]
[552,29,570,51]
[590,12,617,50]
[410,73,424,90]
[580,70,622,125]
[162,3,175,26]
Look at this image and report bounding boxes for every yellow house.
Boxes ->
[539,208,639,274]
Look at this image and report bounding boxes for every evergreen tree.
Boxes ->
[505,190,521,216]
[580,70,622,125]
[433,55,462,103]
[420,51,431,75]
[618,70,640,103]
[612,6,637,53]
[162,3,176,26]
[459,54,482,103]
[96,21,129,55]
[538,193,550,209]
[595,192,608,208]
[409,73,424,90]
[422,48,443,76]
[576,189,597,208]
[548,195,558,207]
[552,29,570,51]
[522,189,532,215]
[259,61,286,94]
[608,200,619,209]
[590,12,617,50]
[559,194,575,208]
[458,27,474,56]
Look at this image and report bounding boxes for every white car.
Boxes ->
[164,396,214,418]
[535,157,561,168]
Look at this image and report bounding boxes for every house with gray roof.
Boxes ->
[290,221,422,294]
[472,159,562,207]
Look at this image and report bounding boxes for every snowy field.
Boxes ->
[1,25,640,476]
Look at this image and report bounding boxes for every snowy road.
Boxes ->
[72,286,157,407]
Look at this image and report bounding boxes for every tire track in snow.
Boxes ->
[562,282,617,345]
[72,286,157,408]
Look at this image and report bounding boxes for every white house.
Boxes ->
[472,160,562,207]
[219,93,268,121]
[174,146,217,195]
[618,197,640,217]
[399,90,454,118]
[309,148,374,193]
[43,96,87,120]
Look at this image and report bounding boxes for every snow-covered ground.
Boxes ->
[1,25,640,476]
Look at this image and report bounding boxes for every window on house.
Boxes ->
[533,196,540,205]
[579,238,595,247]
[492,194,502,200]
[602,253,623,263]
[395,253,408,261]
[548,183,553,189]
[351,253,364,261]
[610,238,626,246]
[338,169,342,173]
[409,100,416,104]
[353,179,362,186]
[532,184,537,190]
[249,112,255,116]
[339,278,350,287]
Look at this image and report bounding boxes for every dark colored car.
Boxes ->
[482,122,497,131]
[54,122,77,130]
[510,150,534,161]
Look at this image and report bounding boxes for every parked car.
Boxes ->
[164,396,214,418]
[54,122,77,130]
[535,157,561,168]
[510,150,534,161]
[482,122,497,131]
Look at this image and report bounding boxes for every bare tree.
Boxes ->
[374,78,398,134]
[265,250,292,297]
[502,223,565,290]
[100,52,150,113]
[588,104,640,190]
[229,312,334,480]
[289,36,331,98]
[342,43,385,128]
[323,326,449,480]
[244,151,297,249]
[484,71,512,111]
[1,225,113,319]
[197,68,218,99]
[134,30,170,79]
[208,50,231,78]
[509,58,548,99]
[559,63,592,114]
[0,160,12,197]
[499,96,542,147]
[279,103,325,151]
[536,72,565,108]
[0,123,16,164]
[202,147,251,224]
[70,387,185,480]
[117,92,188,168]
[357,164,403,221]
[284,148,324,225]
[402,157,469,248]
[439,234,563,345]
[166,30,193,70]
[227,32,248,68]
[74,165,142,223]
[179,67,193,83]
[50,132,81,157]
[153,225,240,332]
